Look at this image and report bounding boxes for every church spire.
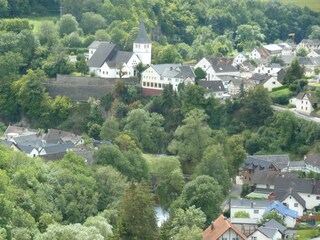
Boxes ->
[134,20,151,44]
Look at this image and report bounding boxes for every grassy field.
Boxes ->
[281,0,320,12]
[28,16,59,32]
[269,87,291,97]
[143,154,179,173]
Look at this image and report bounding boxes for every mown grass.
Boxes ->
[281,0,320,12]
[28,15,59,32]
[270,87,291,97]
[297,229,320,240]
[143,154,179,173]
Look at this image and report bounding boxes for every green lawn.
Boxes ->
[28,16,59,32]
[282,0,320,12]
[298,229,320,240]
[270,87,291,97]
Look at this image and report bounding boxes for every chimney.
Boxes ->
[210,221,214,230]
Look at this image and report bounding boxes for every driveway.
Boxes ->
[221,182,242,211]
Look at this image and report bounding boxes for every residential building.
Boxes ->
[270,190,306,216]
[307,49,320,58]
[274,177,320,210]
[203,214,247,240]
[230,199,273,220]
[141,64,195,95]
[249,47,271,60]
[248,73,282,91]
[241,154,290,185]
[297,39,320,51]
[194,57,240,80]
[292,92,318,115]
[233,53,247,65]
[231,218,258,237]
[263,201,298,228]
[305,154,320,173]
[197,80,226,99]
[248,227,282,240]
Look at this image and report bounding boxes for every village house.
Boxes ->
[0,140,21,152]
[307,49,320,58]
[297,39,320,51]
[249,47,271,60]
[254,63,282,77]
[248,73,282,91]
[197,80,226,99]
[88,21,151,78]
[203,214,247,240]
[305,154,320,173]
[263,201,298,228]
[141,64,195,95]
[230,218,258,237]
[233,52,248,65]
[241,154,290,185]
[248,219,287,240]
[290,92,318,115]
[230,199,273,220]
[274,177,320,210]
[194,57,240,80]
[270,190,306,217]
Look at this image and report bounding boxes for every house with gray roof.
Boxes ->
[249,219,287,240]
[274,177,320,210]
[241,155,290,185]
[251,171,298,190]
[271,190,306,216]
[297,39,320,51]
[305,154,320,173]
[291,92,318,115]
[197,80,226,99]
[230,199,273,220]
[194,57,240,81]
[88,21,151,78]
[141,64,195,95]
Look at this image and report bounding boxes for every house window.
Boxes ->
[308,195,310,197]
[154,83,157,88]
[147,82,150,87]
[294,203,298,207]
[151,82,154,87]
[317,196,320,200]
[143,82,146,86]
[251,237,257,240]
[302,101,303,104]
[272,81,276,84]
[254,210,259,214]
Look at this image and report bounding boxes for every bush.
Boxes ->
[271,94,290,105]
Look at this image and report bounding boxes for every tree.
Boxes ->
[174,175,223,224]
[35,224,104,240]
[59,14,79,37]
[84,216,113,239]
[173,226,202,240]
[259,211,286,226]
[94,166,128,210]
[117,181,158,240]
[180,84,208,114]
[153,156,184,209]
[242,86,273,127]
[195,144,231,195]
[309,25,320,39]
[80,12,106,35]
[283,58,305,84]
[168,109,213,173]
[296,47,308,57]
[225,135,247,176]
[155,44,182,64]
[236,24,265,51]
[170,206,206,236]
[13,69,51,125]
[233,211,250,218]
[37,21,58,46]
[76,54,89,75]
[194,67,206,81]
[100,117,120,141]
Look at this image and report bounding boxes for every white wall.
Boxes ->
[296,96,315,115]
[299,192,320,209]
[263,77,283,92]
[231,207,266,220]
[218,229,244,240]
[282,195,304,216]
[284,216,296,228]
[250,49,261,60]
[249,230,271,240]
[133,43,151,65]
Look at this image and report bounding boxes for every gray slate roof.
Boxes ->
[274,177,314,194]
[16,144,37,154]
[251,171,298,186]
[231,199,273,208]
[296,92,318,104]
[274,190,306,208]
[300,39,320,45]
[43,142,75,154]
[205,57,234,66]
[149,64,195,79]
[88,40,103,49]
[134,21,151,44]
[305,154,320,168]
[249,73,272,84]
[257,227,279,238]
[244,154,290,171]
[108,51,134,68]
[263,219,286,234]
[88,42,117,68]
[212,65,238,73]
[197,80,226,92]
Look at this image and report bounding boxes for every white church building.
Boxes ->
[88,21,151,78]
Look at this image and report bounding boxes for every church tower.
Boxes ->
[133,21,152,65]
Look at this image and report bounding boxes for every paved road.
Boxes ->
[221,183,242,211]
[271,105,320,124]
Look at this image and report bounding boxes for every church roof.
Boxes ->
[88,42,117,68]
[134,21,151,44]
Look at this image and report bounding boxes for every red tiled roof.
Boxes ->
[203,215,247,240]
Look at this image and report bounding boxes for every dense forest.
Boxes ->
[1,0,320,239]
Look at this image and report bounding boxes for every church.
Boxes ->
[87,21,151,78]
